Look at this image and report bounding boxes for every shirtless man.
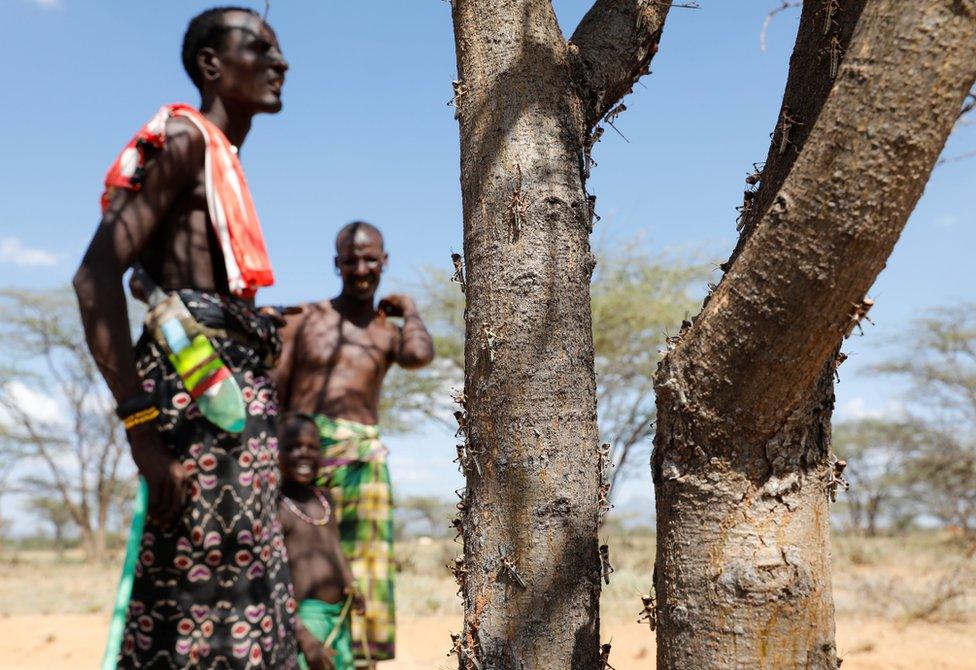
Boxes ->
[274,221,434,665]
[73,7,297,668]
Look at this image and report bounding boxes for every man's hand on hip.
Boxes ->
[128,425,189,527]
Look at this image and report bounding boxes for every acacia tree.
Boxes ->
[590,243,706,492]
[29,495,77,556]
[0,288,131,562]
[450,1,671,667]
[387,246,704,491]
[873,305,976,536]
[449,1,976,669]
[651,2,976,669]
[832,419,911,536]
[0,432,24,553]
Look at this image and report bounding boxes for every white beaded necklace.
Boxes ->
[281,488,332,526]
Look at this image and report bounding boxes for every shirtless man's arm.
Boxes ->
[378,294,434,369]
[73,117,204,526]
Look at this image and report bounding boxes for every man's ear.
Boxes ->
[334,255,341,276]
[382,252,389,269]
[197,47,221,84]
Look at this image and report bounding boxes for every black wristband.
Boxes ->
[115,391,155,419]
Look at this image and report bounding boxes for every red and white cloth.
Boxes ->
[101,104,274,299]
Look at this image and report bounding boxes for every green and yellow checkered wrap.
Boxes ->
[315,415,395,664]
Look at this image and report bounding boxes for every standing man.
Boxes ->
[74,7,296,668]
[275,221,434,666]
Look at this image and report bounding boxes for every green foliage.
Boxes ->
[590,240,709,485]
[379,270,464,433]
[832,418,916,535]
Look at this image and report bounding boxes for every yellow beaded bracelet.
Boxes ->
[122,406,160,430]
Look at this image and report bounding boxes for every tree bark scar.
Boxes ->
[717,545,814,604]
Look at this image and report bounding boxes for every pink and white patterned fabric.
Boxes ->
[117,291,297,669]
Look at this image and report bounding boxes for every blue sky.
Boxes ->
[2,0,973,524]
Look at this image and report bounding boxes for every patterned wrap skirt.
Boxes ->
[314,416,395,664]
[118,290,297,669]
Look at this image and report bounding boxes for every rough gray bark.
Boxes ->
[449,1,668,668]
[653,2,976,669]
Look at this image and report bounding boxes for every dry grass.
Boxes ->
[388,533,658,621]
[391,530,976,624]
[0,550,118,616]
[1,531,975,669]
[831,533,976,623]
[2,531,973,623]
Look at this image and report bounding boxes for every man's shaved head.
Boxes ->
[181,6,260,90]
[335,221,384,252]
[334,221,386,301]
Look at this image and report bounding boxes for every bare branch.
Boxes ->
[570,0,672,128]
[0,288,131,560]
[937,148,976,166]
[958,87,976,119]
[760,1,801,52]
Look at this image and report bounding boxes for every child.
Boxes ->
[279,413,364,670]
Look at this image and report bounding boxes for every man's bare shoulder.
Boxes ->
[160,116,206,167]
[374,314,401,338]
[288,300,341,344]
[298,300,340,325]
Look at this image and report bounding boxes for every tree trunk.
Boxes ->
[53,521,65,559]
[79,531,96,561]
[847,496,864,535]
[653,2,976,669]
[450,1,667,667]
[865,496,881,538]
[93,525,107,563]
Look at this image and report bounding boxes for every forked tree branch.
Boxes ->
[663,0,976,445]
[569,0,672,128]
[725,0,866,270]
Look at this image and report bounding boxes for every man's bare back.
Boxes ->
[274,222,434,424]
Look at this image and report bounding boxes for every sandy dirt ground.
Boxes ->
[1,612,974,670]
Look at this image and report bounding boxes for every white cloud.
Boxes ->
[4,381,63,424]
[935,214,958,227]
[837,396,906,421]
[28,0,61,8]
[0,237,59,267]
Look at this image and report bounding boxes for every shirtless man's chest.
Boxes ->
[138,167,229,294]
[286,302,398,423]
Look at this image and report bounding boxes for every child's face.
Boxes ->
[279,422,321,485]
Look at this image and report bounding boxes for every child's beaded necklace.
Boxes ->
[281,488,332,526]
